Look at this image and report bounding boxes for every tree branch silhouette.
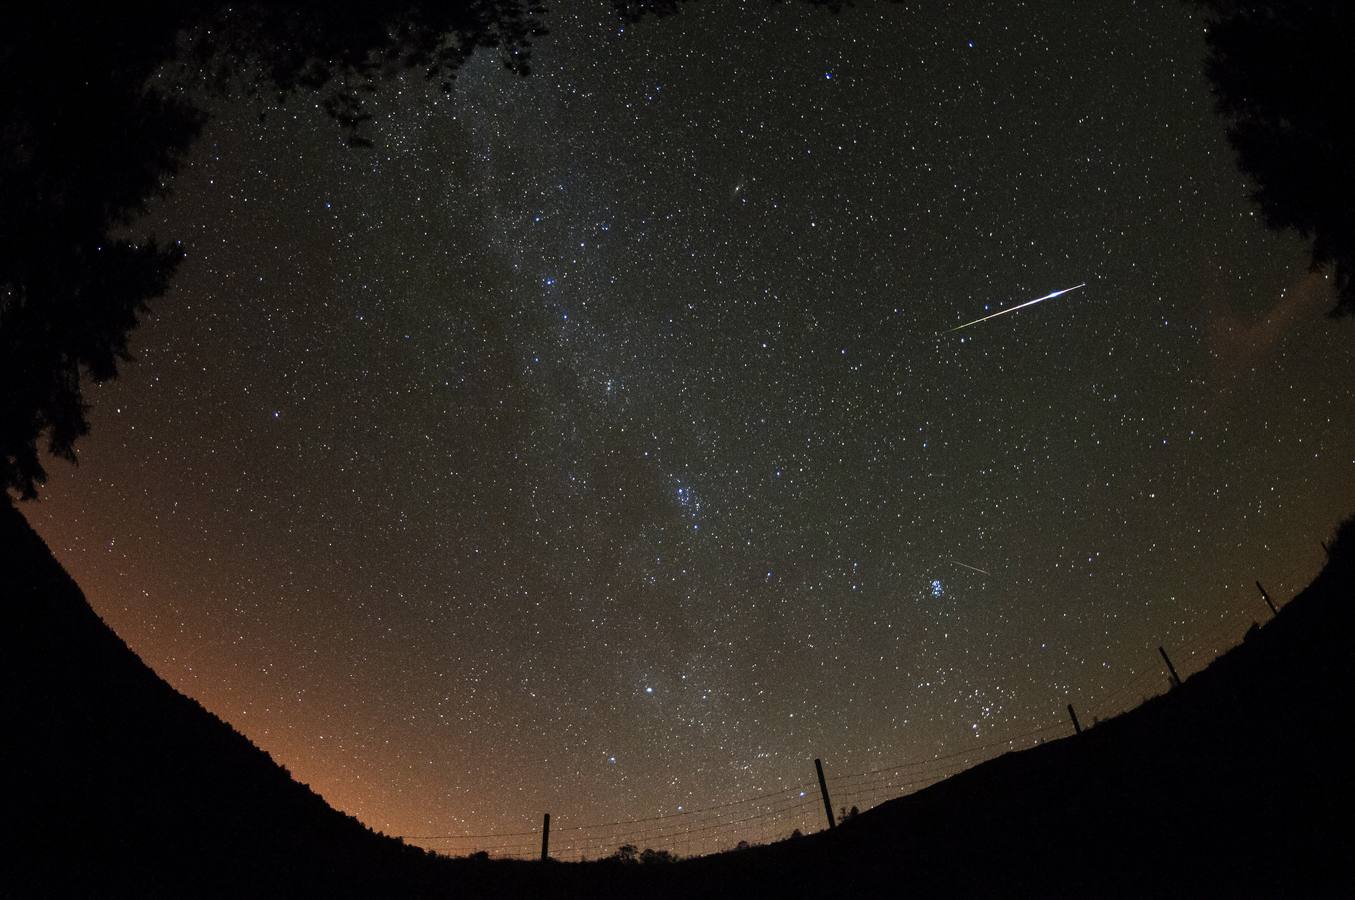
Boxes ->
[1,2,550,500]
[1195,0,1354,318]
[0,0,986,501]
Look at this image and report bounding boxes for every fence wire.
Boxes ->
[399,605,1265,862]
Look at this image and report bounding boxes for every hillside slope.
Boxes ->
[2,500,539,898]
[6,496,1353,898]
[594,515,1355,898]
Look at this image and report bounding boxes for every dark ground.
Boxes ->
[5,498,1352,898]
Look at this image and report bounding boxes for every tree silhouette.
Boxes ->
[1324,514,1355,591]
[1195,0,1355,318]
[0,2,548,500]
[639,847,678,864]
[2,0,872,501]
[1,9,204,500]
[180,2,549,146]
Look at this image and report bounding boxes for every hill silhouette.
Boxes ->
[1,499,552,898]
[5,498,1353,897]
[605,519,1355,898]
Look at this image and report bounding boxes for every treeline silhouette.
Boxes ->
[7,495,1354,897]
[1195,0,1355,317]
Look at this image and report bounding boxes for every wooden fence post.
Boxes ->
[815,758,836,830]
[1158,645,1182,689]
[1067,703,1083,735]
[541,812,550,861]
[1255,580,1278,617]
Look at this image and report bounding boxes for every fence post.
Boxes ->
[1255,580,1278,617]
[1158,645,1182,689]
[814,758,836,830]
[540,812,550,861]
[1067,703,1083,735]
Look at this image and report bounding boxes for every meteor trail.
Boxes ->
[949,559,993,576]
[947,282,1087,332]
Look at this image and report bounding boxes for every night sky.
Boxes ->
[27,0,1355,859]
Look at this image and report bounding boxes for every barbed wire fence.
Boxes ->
[398,582,1283,863]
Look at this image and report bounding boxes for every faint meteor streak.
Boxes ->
[947,282,1087,332]
[949,559,993,576]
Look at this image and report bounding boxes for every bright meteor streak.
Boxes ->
[949,559,993,576]
[947,282,1087,332]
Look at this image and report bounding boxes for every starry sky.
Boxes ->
[26,0,1355,859]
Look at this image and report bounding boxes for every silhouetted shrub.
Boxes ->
[1324,515,1355,589]
[640,847,677,864]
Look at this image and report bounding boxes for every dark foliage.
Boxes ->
[179,2,549,145]
[640,847,679,864]
[611,0,867,23]
[0,2,547,500]
[1,9,201,499]
[1,0,911,502]
[611,843,678,864]
[1195,0,1355,317]
[1323,512,1355,587]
